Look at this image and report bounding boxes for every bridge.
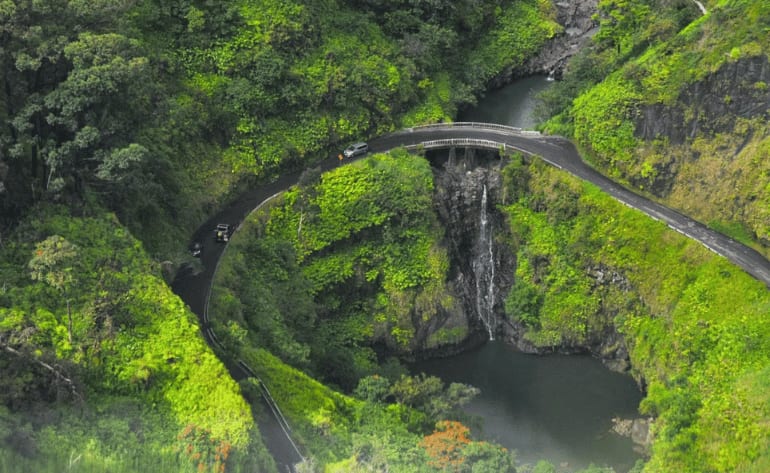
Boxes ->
[172,122,770,471]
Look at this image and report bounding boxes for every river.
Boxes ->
[458,75,553,128]
[413,77,644,472]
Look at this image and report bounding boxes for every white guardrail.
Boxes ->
[405,138,504,152]
[409,122,542,136]
[204,192,306,467]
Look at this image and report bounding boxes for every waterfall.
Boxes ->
[473,184,496,340]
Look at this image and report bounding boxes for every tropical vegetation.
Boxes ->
[3,0,770,472]
[0,0,559,471]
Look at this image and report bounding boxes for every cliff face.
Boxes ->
[635,55,770,147]
[491,0,598,86]
[419,150,631,371]
[418,149,515,354]
[629,55,770,247]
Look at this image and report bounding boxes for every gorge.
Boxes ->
[413,77,644,471]
[3,1,770,472]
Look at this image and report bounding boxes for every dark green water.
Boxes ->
[458,75,553,129]
[412,341,643,472]
[415,77,644,472]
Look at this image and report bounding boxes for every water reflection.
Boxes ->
[458,75,552,129]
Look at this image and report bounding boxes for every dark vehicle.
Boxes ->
[190,242,202,257]
[214,223,232,242]
[343,142,369,158]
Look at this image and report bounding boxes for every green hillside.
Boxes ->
[502,156,770,472]
[543,0,770,256]
[0,1,558,471]
[4,0,770,471]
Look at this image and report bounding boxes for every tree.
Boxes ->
[390,373,480,421]
[459,440,516,473]
[28,235,79,344]
[421,420,472,471]
[1,1,153,215]
[354,374,391,403]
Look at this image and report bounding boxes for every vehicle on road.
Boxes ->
[343,142,369,158]
[214,223,232,242]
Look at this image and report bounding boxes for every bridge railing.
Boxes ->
[408,122,541,136]
[405,138,506,152]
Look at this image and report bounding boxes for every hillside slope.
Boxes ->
[545,0,770,255]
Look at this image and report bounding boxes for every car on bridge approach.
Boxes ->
[343,142,369,158]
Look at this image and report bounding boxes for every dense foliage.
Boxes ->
[211,151,457,387]
[540,0,770,255]
[0,206,272,472]
[233,348,517,472]
[502,158,770,472]
[8,0,770,471]
[0,1,560,470]
[0,0,559,254]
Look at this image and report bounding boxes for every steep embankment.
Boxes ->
[553,0,770,255]
[0,208,273,473]
[208,150,516,471]
[501,156,770,472]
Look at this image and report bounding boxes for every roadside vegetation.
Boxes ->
[0,208,273,472]
[208,151,506,469]
[539,0,770,256]
[4,0,770,471]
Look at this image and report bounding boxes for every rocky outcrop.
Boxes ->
[491,0,599,87]
[430,148,516,343]
[611,416,654,452]
[636,55,770,146]
[422,149,635,373]
[631,55,770,200]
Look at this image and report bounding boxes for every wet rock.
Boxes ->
[430,149,515,341]
[491,0,599,86]
[612,417,654,450]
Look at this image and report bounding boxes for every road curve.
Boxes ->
[171,122,770,470]
[375,124,770,286]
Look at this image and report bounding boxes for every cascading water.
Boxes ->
[472,184,496,340]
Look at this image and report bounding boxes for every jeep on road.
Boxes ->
[214,223,232,242]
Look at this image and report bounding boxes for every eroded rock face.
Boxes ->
[491,0,599,86]
[631,56,770,199]
[418,150,635,375]
[636,56,770,145]
[430,149,516,343]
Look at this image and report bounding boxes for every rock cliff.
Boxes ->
[421,149,633,372]
[491,0,599,87]
[428,149,515,347]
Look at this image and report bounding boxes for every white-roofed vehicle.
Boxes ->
[343,142,369,158]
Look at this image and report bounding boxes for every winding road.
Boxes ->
[171,122,770,471]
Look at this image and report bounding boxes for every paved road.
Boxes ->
[171,123,770,470]
[376,124,770,285]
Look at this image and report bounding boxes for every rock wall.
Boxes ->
[423,149,631,372]
[491,0,599,87]
[429,148,515,344]
[636,55,770,146]
[421,149,633,374]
